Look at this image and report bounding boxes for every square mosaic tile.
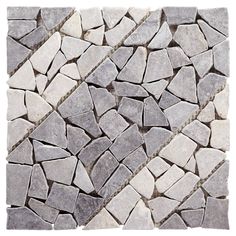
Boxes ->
[6,7,230,230]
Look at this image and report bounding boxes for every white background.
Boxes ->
[0,0,235,235]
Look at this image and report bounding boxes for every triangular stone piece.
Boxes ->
[159,90,181,110]
[111,47,133,70]
[159,213,187,229]
[103,7,127,28]
[60,63,81,80]
[128,7,149,24]
[84,25,105,46]
[36,74,47,95]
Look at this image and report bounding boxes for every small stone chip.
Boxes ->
[60,63,81,80]
[54,214,77,230]
[84,25,105,46]
[36,74,47,95]
[181,209,204,228]
[159,90,181,110]
[128,8,149,24]
[111,47,133,69]
[147,157,170,178]
[197,101,215,123]
[159,213,187,229]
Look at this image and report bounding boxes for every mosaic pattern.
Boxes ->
[6,7,230,230]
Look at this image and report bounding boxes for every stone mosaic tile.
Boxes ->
[6,7,229,230]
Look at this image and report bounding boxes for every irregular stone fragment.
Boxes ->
[148,22,172,49]
[84,25,105,45]
[124,199,154,230]
[106,185,141,224]
[99,109,129,141]
[28,198,59,223]
[128,8,149,24]
[195,148,226,179]
[74,193,103,225]
[30,111,67,148]
[90,86,116,116]
[80,8,103,30]
[61,36,90,61]
[156,165,185,193]
[7,207,52,230]
[182,120,210,146]
[144,127,173,157]
[78,137,112,166]
[124,10,161,45]
[202,197,229,229]
[159,90,181,110]
[103,7,127,28]
[7,7,40,19]
[7,89,27,121]
[99,164,132,199]
[110,47,133,69]
[6,164,32,206]
[54,214,77,230]
[28,164,49,200]
[30,32,61,74]
[184,156,196,173]
[159,133,197,167]
[118,97,143,126]
[41,7,74,31]
[77,45,112,78]
[181,209,204,228]
[164,101,199,131]
[74,161,94,194]
[144,96,168,127]
[144,49,173,82]
[60,63,81,80]
[197,101,215,123]
[148,197,179,223]
[147,157,170,178]
[46,182,79,213]
[159,213,187,229]
[202,161,229,197]
[67,125,91,155]
[60,12,82,38]
[110,124,143,161]
[36,74,48,95]
[173,24,208,57]
[210,119,230,151]
[117,47,147,84]
[42,156,77,185]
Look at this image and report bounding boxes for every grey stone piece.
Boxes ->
[144,96,168,127]
[78,137,112,166]
[46,182,79,213]
[28,198,59,223]
[159,90,181,110]
[54,214,77,230]
[6,164,32,206]
[148,22,172,49]
[184,156,196,173]
[123,199,154,230]
[74,193,103,226]
[197,101,215,123]
[197,73,226,105]
[33,140,70,162]
[198,20,226,47]
[58,82,93,118]
[118,97,143,126]
[28,164,49,200]
[110,46,133,69]
[7,207,52,230]
[202,161,229,197]
[195,148,226,179]
[105,17,136,47]
[90,86,116,116]
[147,157,170,178]
[20,26,48,49]
[60,63,81,80]
[42,156,77,185]
[113,81,148,97]
[213,40,229,76]
[144,127,173,157]
[128,8,149,23]
[106,185,141,224]
[91,151,119,192]
[198,8,228,36]
[164,101,199,131]
[98,164,132,199]
[67,125,91,155]
[117,47,147,84]
[182,120,211,146]
[148,197,179,223]
[202,197,229,229]
[36,74,48,95]
[109,124,143,161]
[7,7,40,19]
[144,49,173,82]
[167,46,191,69]
[99,109,129,141]
[168,66,197,103]
[84,25,105,46]
[159,133,197,167]
[41,8,74,31]
[159,213,187,229]
[30,111,67,148]
[123,146,148,173]
[173,24,208,57]
[124,10,162,45]
[181,209,204,228]
[7,36,31,74]
[8,20,36,39]
[86,58,118,87]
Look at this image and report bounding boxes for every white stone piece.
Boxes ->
[128,7,149,24]
[81,8,103,31]
[84,25,105,45]
[111,47,133,69]
[147,157,170,178]
[60,63,81,80]
[36,74,48,95]
[184,156,196,173]
[197,101,215,123]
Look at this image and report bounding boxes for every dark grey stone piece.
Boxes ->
[159,90,181,110]
[159,213,187,229]
[7,7,40,19]
[54,214,77,230]
[181,209,204,228]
